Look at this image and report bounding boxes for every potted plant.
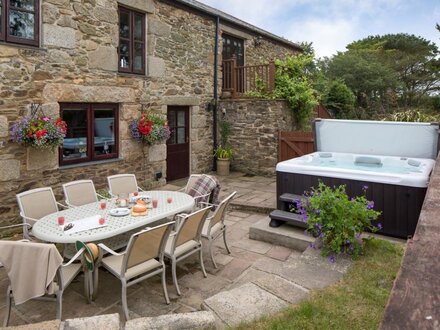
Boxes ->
[214,145,233,176]
[300,182,381,262]
[215,120,233,175]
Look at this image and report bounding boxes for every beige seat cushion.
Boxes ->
[102,254,161,280]
[61,263,82,287]
[201,220,222,237]
[164,238,199,258]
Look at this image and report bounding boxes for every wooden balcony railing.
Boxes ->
[222,58,276,98]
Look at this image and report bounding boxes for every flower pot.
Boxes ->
[216,158,230,176]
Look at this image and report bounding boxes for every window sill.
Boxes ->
[0,41,47,52]
[60,158,123,170]
[117,71,146,78]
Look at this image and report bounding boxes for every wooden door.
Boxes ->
[167,106,190,181]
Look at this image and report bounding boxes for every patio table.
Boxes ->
[32,191,194,244]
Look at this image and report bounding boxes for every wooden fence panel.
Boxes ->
[279,131,315,161]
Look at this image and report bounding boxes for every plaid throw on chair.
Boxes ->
[188,174,220,207]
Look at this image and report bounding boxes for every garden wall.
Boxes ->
[219,99,295,176]
[381,152,440,329]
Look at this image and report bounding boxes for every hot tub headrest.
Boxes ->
[355,156,383,166]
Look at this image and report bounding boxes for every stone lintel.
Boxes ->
[118,0,155,13]
[42,84,135,103]
[162,96,200,106]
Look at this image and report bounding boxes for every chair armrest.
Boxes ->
[62,247,85,267]
[19,213,39,224]
[56,201,69,209]
[97,243,126,256]
[96,193,107,200]
[0,223,32,230]
[199,201,214,207]
[137,186,145,192]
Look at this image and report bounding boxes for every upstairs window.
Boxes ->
[60,103,119,166]
[0,0,40,46]
[118,6,145,74]
[222,33,244,66]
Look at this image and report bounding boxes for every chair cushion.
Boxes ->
[102,254,161,281]
[164,238,199,258]
[201,220,222,237]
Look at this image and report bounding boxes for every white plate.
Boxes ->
[133,195,152,202]
[109,208,130,217]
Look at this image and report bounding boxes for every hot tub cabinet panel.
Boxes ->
[276,172,427,238]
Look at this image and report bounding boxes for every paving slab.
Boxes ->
[253,274,309,304]
[203,283,287,327]
[266,245,293,261]
[178,271,232,299]
[230,236,273,255]
[3,320,60,330]
[63,313,120,330]
[125,311,216,330]
[217,258,253,282]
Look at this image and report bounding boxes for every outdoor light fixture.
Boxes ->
[254,35,263,47]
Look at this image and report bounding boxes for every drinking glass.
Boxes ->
[167,197,173,204]
[100,199,107,210]
[152,199,158,208]
[57,215,65,226]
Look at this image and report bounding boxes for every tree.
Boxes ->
[347,34,440,107]
[324,80,356,118]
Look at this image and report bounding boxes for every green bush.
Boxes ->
[300,182,381,258]
[382,109,440,122]
[324,79,356,118]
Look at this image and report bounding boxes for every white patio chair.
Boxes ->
[97,222,174,320]
[0,240,84,327]
[16,187,67,240]
[201,191,237,268]
[62,180,106,207]
[164,206,211,296]
[107,174,144,198]
[178,174,213,209]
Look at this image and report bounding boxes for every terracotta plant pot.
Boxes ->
[217,158,230,176]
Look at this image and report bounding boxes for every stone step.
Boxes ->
[202,282,288,327]
[269,210,308,229]
[249,217,314,252]
[279,193,303,203]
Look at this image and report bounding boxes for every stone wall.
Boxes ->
[219,99,295,176]
[381,152,440,329]
[245,38,300,66]
[0,0,216,226]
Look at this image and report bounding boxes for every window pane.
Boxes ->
[119,40,130,68]
[134,14,143,41]
[119,11,129,38]
[10,0,34,10]
[168,128,176,145]
[9,10,34,39]
[177,128,185,144]
[177,111,185,126]
[62,109,88,161]
[167,111,176,127]
[134,42,143,71]
[94,109,115,157]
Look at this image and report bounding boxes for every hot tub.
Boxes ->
[275,152,435,238]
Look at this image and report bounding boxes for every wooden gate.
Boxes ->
[279,131,315,161]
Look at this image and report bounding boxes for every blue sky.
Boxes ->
[200,0,440,57]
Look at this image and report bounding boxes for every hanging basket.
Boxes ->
[10,104,67,150]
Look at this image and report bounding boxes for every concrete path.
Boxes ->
[0,173,352,329]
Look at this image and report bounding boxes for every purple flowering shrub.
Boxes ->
[301,182,381,258]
